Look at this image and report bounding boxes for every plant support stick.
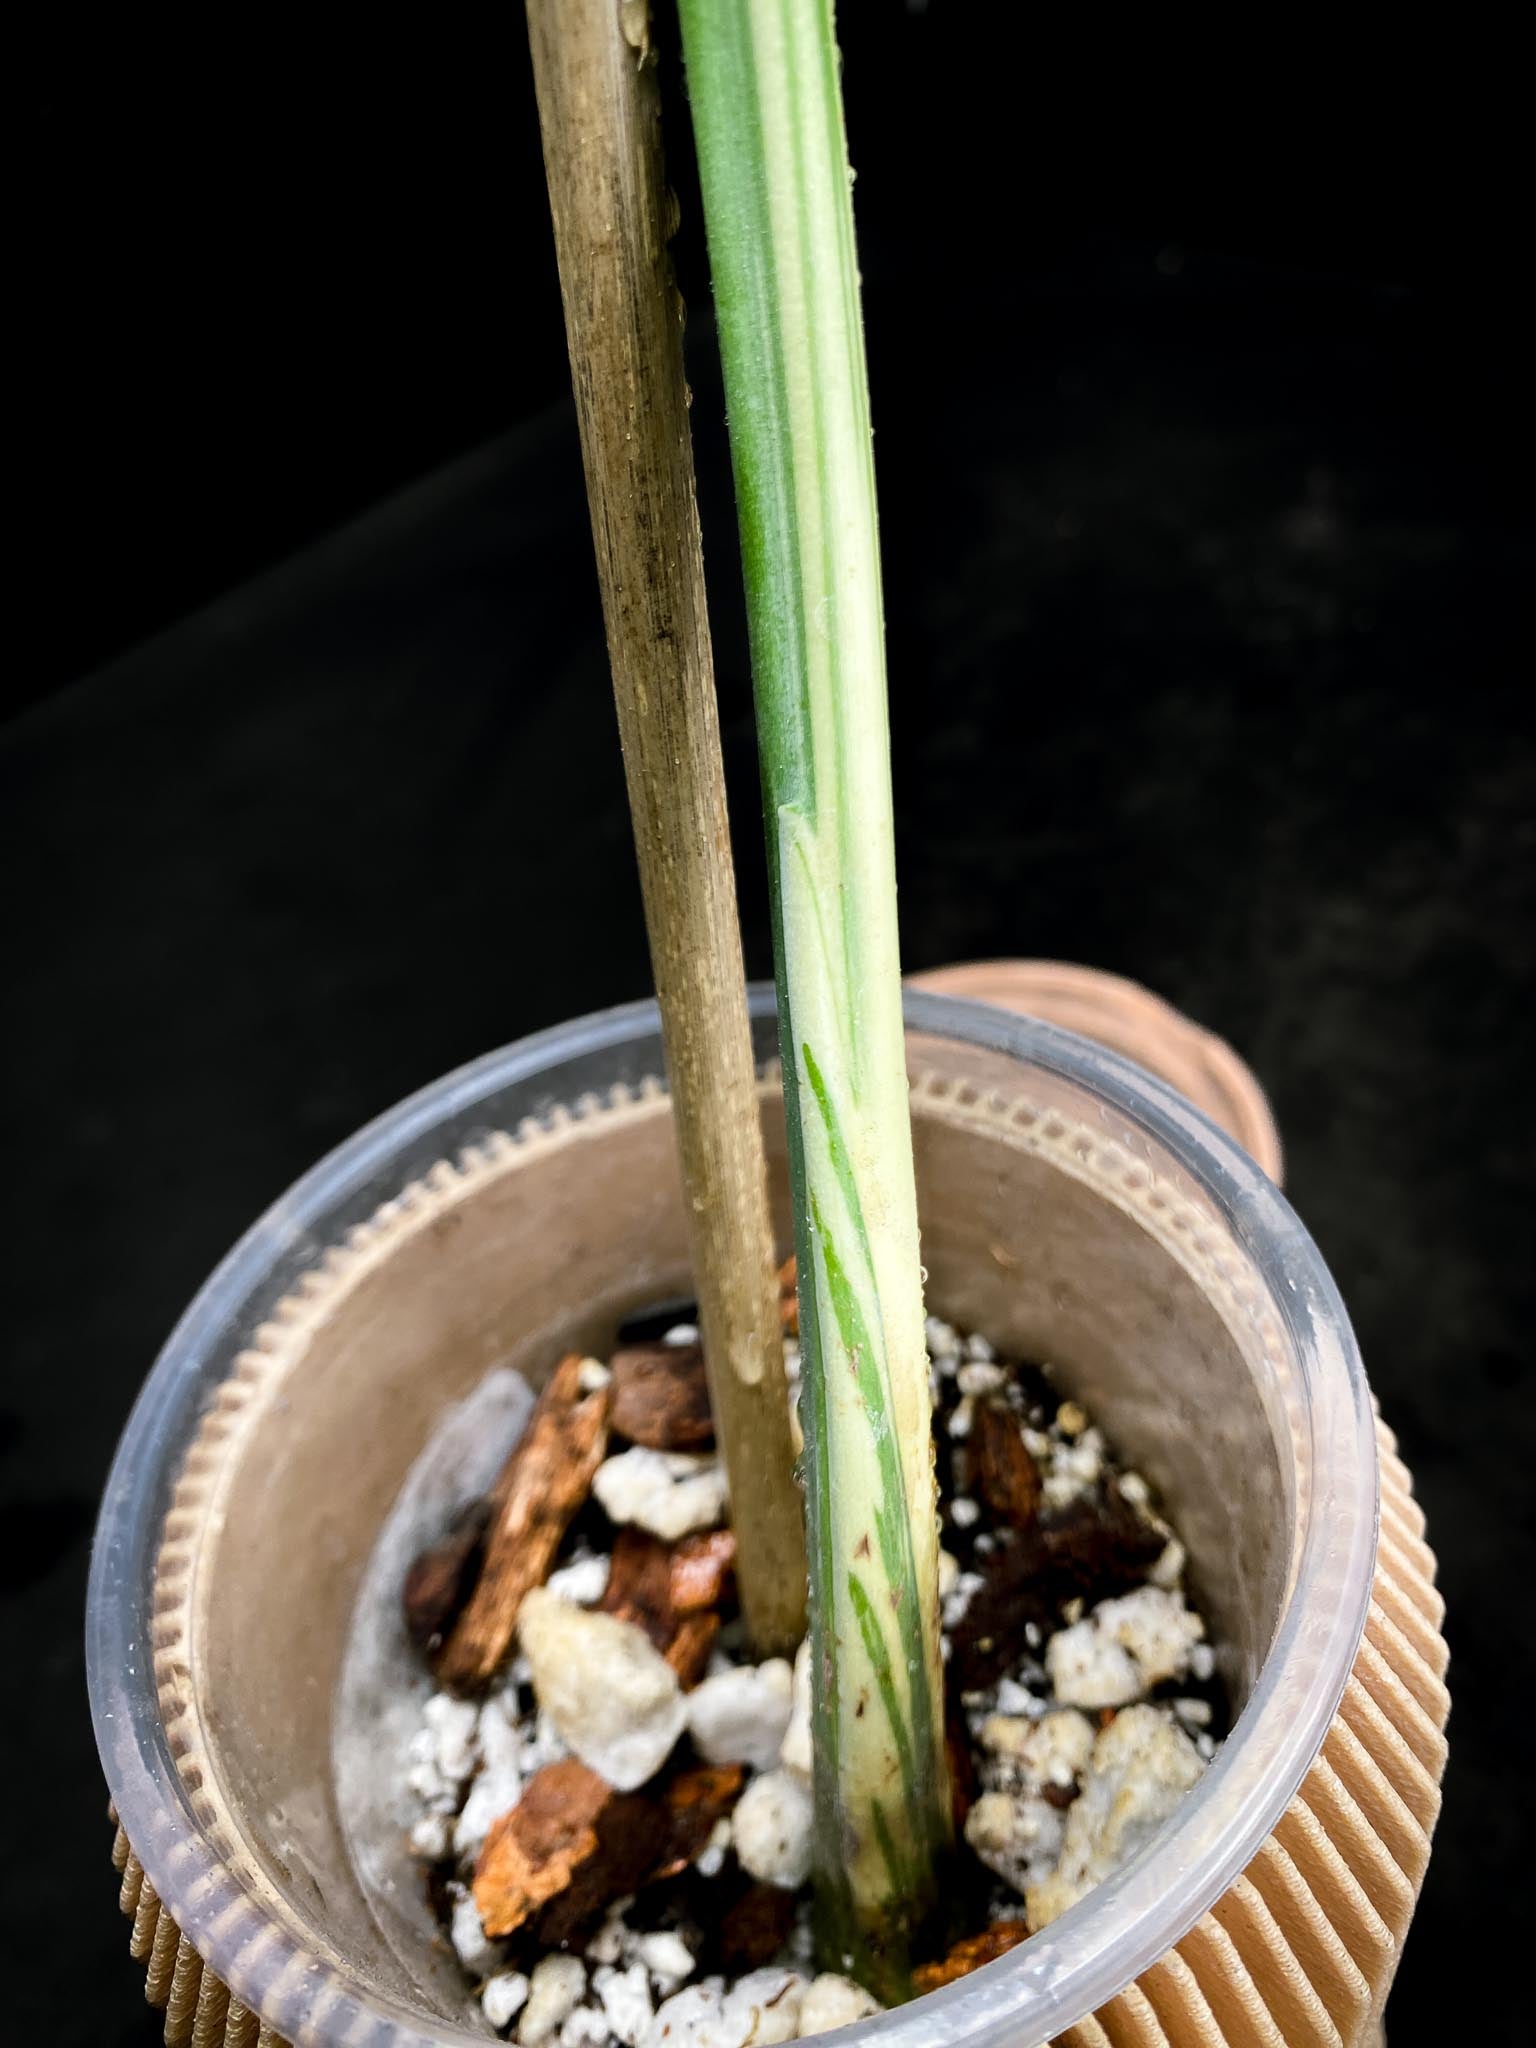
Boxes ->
[678,0,952,1990]
[524,0,805,1654]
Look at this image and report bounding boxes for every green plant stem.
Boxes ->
[677,0,952,1994]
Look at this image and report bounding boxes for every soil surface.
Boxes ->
[396,1308,1227,2043]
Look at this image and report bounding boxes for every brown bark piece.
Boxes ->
[402,1501,488,1655]
[971,1400,1041,1529]
[601,1528,728,1684]
[473,1759,611,1937]
[609,1341,716,1451]
[670,1528,737,1613]
[652,1763,745,1879]
[438,1355,610,1692]
[912,1919,1030,1992]
[717,1879,798,1972]
[601,1528,677,1654]
[535,1788,659,1948]
[665,1612,720,1689]
[948,1493,1165,1690]
[473,1757,657,1947]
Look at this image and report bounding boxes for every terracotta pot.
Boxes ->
[89,990,1379,2046]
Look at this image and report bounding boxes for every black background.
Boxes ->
[5,7,1531,2041]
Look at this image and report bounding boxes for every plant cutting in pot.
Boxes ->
[88,5,1444,2047]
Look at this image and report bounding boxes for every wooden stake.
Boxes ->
[524,0,806,1652]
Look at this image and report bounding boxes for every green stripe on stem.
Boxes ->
[677,0,952,1995]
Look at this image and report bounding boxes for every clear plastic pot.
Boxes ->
[87,990,1377,2046]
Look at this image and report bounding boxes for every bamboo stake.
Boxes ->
[524,0,806,1653]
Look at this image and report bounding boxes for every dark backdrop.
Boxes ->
[5,8,1530,2042]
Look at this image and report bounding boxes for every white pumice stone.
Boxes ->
[410,1812,451,1859]
[450,1887,502,1977]
[686,1659,795,1771]
[455,1697,525,1861]
[964,1789,1069,1895]
[1189,1641,1217,1682]
[424,1692,481,1785]
[642,1981,726,2048]
[949,1495,980,1529]
[980,1706,1096,1789]
[696,1814,733,1877]
[721,1969,808,2045]
[519,1954,587,2044]
[577,1357,612,1394]
[941,1568,985,1631]
[1172,1696,1213,1728]
[407,1755,452,1809]
[925,1315,961,1359]
[993,1675,1044,1717]
[731,1769,815,1889]
[1092,1585,1204,1687]
[777,1640,813,1780]
[663,1323,700,1346]
[517,1708,571,1777]
[797,1973,883,2033]
[545,1552,612,1606]
[957,1360,1006,1397]
[593,1447,730,1540]
[585,1910,628,1966]
[558,2006,611,2048]
[1148,1536,1187,1589]
[1042,1430,1105,1509]
[964,1332,996,1363]
[594,1962,655,2046]
[1026,1706,1205,1927]
[1045,1621,1138,1708]
[1046,1585,1204,1707]
[947,1396,976,1440]
[518,1586,686,1790]
[454,1762,522,1863]
[482,1972,531,2031]
[636,1931,697,1995]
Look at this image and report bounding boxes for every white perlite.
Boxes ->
[450,1886,501,1977]
[594,1962,654,2046]
[518,1587,686,1791]
[797,1974,883,2033]
[560,2010,612,2048]
[482,1972,531,2030]
[545,1551,612,1606]
[1046,1585,1205,1708]
[455,1694,525,1862]
[424,1691,480,1786]
[409,1812,450,1860]
[593,1448,730,1541]
[965,1788,1068,1895]
[635,1930,696,1996]
[520,1954,587,2044]
[686,1660,795,1772]
[731,1769,814,1890]
[1026,1706,1206,1928]
[643,1969,807,2048]
[980,1706,1096,1789]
